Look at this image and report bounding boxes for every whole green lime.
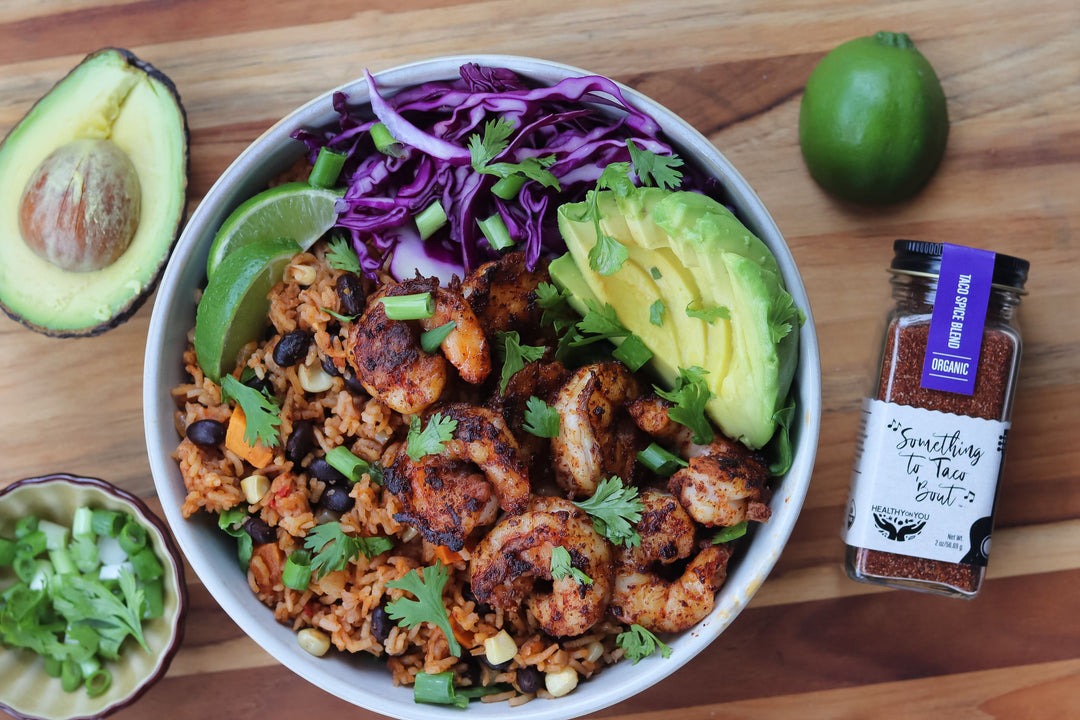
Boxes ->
[799,31,949,205]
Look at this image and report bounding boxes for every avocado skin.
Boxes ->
[0,47,189,338]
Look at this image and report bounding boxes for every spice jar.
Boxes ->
[843,240,1028,598]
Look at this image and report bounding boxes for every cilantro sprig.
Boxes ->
[385,562,462,656]
[572,476,644,547]
[326,235,362,275]
[523,396,560,438]
[616,623,672,664]
[626,139,684,190]
[304,522,393,579]
[405,413,458,461]
[50,569,149,653]
[468,118,560,192]
[654,367,714,445]
[550,546,592,586]
[495,331,546,394]
[685,301,730,324]
[220,374,282,448]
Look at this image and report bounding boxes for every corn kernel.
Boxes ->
[298,360,333,393]
[240,474,270,504]
[545,666,578,697]
[585,641,604,663]
[484,629,517,666]
[297,628,330,657]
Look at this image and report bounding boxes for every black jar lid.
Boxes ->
[891,240,1029,291]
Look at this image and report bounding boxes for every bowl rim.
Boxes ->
[0,473,189,720]
[144,53,821,720]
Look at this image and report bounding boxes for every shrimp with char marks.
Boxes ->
[609,490,732,633]
[551,361,641,499]
[486,359,568,476]
[461,251,548,337]
[628,395,772,526]
[469,496,613,638]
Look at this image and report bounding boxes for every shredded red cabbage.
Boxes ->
[291,63,697,278]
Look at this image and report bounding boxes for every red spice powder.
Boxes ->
[850,319,1017,594]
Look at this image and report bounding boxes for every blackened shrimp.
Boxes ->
[461,251,548,336]
[486,359,568,475]
[469,497,613,638]
[347,278,489,414]
[609,490,731,633]
[628,395,772,526]
[551,362,640,498]
[383,453,499,552]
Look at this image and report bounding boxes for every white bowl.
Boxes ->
[143,54,821,720]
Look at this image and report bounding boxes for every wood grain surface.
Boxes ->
[1,0,1078,718]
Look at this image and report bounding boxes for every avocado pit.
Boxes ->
[19,138,142,272]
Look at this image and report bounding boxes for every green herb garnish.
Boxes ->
[405,412,458,461]
[626,139,684,189]
[550,545,592,586]
[616,623,672,663]
[654,366,714,445]
[685,300,730,324]
[523,396,561,438]
[385,562,462,656]
[220,374,281,448]
[326,235,362,275]
[304,522,393,579]
[649,299,666,326]
[712,522,748,544]
[495,330,546,393]
[572,476,644,547]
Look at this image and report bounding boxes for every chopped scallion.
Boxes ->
[414,670,466,708]
[415,201,448,241]
[38,519,70,551]
[49,547,78,576]
[478,213,514,250]
[60,657,82,693]
[325,445,377,484]
[0,537,15,566]
[129,546,164,581]
[17,530,47,558]
[142,578,164,619]
[491,173,526,200]
[420,321,456,354]
[712,521,749,544]
[15,516,38,539]
[282,550,312,591]
[612,334,654,372]
[379,292,435,320]
[117,521,147,555]
[371,122,405,158]
[636,442,689,476]
[85,667,112,698]
[91,510,123,538]
[72,507,94,540]
[308,146,347,189]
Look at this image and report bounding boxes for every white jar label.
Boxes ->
[843,397,1009,566]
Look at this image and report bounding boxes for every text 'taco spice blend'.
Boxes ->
[843,241,1029,598]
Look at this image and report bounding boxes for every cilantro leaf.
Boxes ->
[767,398,797,476]
[650,266,662,280]
[616,623,672,664]
[626,139,684,190]
[468,118,515,170]
[385,562,462,656]
[572,476,643,547]
[649,299,666,326]
[588,232,629,276]
[50,569,148,652]
[320,306,357,323]
[685,301,730,324]
[304,522,393,579]
[550,545,592,586]
[654,366,715,445]
[769,290,803,344]
[495,331,546,394]
[523,396,560,438]
[571,300,629,346]
[326,235,362,275]
[220,374,281,448]
[405,413,458,461]
[597,162,634,196]
[483,156,560,190]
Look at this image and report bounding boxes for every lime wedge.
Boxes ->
[206,182,340,277]
[195,237,300,382]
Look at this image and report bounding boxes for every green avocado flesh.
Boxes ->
[0,48,188,336]
[552,187,800,449]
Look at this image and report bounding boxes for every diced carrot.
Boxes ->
[226,407,274,468]
[434,544,462,566]
[448,613,474,649]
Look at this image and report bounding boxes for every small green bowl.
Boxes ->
[0,473,187,720]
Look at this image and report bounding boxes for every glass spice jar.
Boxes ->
[842,240,1029,598]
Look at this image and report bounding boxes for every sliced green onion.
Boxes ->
[414,671,466,708]
[38,519,69,550]
[91,510,123,538]
[13,553,38,583]
[49,547,77,576]
[0,537,15,566]
[379,292,435,320]
[612,334,654,372]
[117,521,147,555]
[637,442,689,476]
[142,578,165,619]
[60,658,82,693]
[420,321,456,354]
[85,668,112,698]
[77,654,101,680]
[17,530,47,557]
[130,546,164,581]
[218,507,248,537]
[28,560,51,590]
[15,515,38,539]
[70,537,99,574]
[371,122,405,158]
[326,446,376,483]
[282,550,312,591]
[415,200,448,241]
[96,534,126,566]
[43,655,63,678]
[478,213,514,250]
[491,173,526,200]
[308,147,347,188]
[72,507,94,540]
[712,521,749,544]
[237,532,254,570]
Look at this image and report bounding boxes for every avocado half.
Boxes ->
[0,48,189,337]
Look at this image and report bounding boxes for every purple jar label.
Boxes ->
[921,243,996,395]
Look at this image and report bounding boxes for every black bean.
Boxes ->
[307,457,347,485]
[186,419,226,447]
[342,368,366,394]
[242,516,276,545]
[242,373,274,396]
[481,654,512,671]
[273,330,312,367]
[320,485,355,513]
[320,355,342,377]
[336,273,364,317]
[285,420,317,464]
[371,605,393,642]
[515,667,542,694]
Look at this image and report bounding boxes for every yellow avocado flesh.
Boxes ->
[553,188,798,449]
[0,49,186,333]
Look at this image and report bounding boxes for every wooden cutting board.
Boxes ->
[0,0,1077,718]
